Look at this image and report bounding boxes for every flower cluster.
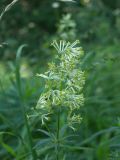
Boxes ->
[36,40,85,129]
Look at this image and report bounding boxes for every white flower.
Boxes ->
[52,2,60,8]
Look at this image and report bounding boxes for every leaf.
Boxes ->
[79,126,119,146]
[0,141,16,157]
[60,144,93,151]
[15,44,27,97]
[0,131,15,136]
[34,138,51,149]
[36,74,49,79]
[37,129,55,139]
[37,145,55,156]
[16,44,27,60]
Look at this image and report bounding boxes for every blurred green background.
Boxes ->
[0,0,120,159]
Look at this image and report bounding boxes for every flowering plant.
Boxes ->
[36,40,85,130]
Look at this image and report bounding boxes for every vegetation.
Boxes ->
[0,0,120,159]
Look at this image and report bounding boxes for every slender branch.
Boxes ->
[56,108,60,160]
[0,0,19,21]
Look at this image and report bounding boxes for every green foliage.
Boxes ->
[0,0,120,159]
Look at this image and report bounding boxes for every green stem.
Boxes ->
[56,108,60,160]
[22,107,37,160]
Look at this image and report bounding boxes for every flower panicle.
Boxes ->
[35,40,85,129]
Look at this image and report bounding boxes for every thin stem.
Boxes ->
[56,108,60,160]
[22,106,37,160]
